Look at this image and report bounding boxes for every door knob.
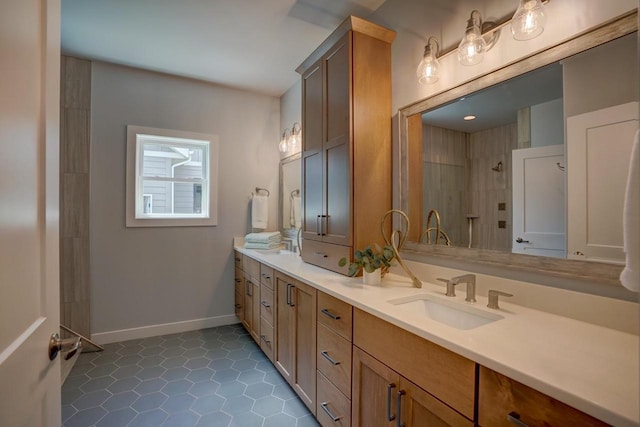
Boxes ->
[49,332,82,361]
[515,237,530,244]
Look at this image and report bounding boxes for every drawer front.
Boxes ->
[259,318,274,362]
[317,291,353,341]
[243,255,260,279]
[234,251,243,270]
[478,366,608,427]
[301,240,351,275]
[234,267,243,292]
[317,371,351,427]
[260,264,275,289]
[260,284,274,325]
[317,323,352,397]
[354,309,476,420]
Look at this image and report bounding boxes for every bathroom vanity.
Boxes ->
[234,245,639,427]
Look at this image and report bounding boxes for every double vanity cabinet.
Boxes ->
[234,249,613,427]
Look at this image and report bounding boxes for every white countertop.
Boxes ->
[235,246,639,427]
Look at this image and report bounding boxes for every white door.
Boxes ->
[512,145,565,258]
[567,102,638,263]
[0,1,61,426]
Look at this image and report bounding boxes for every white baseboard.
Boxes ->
[92,314,240,345]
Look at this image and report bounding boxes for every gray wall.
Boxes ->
[563,33,638,118]
[90,62,280,334]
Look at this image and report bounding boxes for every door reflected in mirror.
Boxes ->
[279,153,302,240]
[406,33,638,264]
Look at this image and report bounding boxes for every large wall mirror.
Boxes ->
[279,153,302,242]
[399,12,637,287]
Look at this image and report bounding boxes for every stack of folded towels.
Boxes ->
[244,231,282,250]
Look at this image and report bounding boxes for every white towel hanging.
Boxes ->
[251,193,269,229]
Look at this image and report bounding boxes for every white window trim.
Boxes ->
[126,125,219,227]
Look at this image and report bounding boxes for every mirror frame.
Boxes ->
[279,152,302,237]
[398,11,637,287]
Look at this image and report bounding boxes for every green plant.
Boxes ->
[338,244,395,277]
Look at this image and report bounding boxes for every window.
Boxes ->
[126,126,219,227]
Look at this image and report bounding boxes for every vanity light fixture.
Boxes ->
[279,128,291,153]
[289,122,302,149]
[416,36,441,84]
[457,10,487,66]
[511,0,547,40]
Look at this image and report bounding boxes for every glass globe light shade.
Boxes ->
[511,0,546,41]
[457,23,486,66]
[416,44,440,84]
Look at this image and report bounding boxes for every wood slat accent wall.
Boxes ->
[60,56,92,338]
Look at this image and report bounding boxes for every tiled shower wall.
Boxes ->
[60,56,92,338]
[422,122,520,251]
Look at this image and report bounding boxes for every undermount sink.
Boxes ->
[387,294,504,330]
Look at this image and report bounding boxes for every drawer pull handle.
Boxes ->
[261,273,271,279]
[261,300,270,308]
[396,390,406,427]
[320,350,340,365]
[235,304,242,309]
[314,252,328,258]
[260,334,271,345]
[320,402,341,422]
[235,257,241,262]
[235,278,241,283]
[286,283,296,307]
[387,383,396,421]
[507,412,529,427]
[321,308,341,320]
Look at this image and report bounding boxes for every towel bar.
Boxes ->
[255,187,270,197]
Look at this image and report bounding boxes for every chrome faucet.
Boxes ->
[438,274,476,302]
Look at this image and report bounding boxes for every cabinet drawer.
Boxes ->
[243,255,260,279]
[478,366,607,427]
[318,291,353,341]
[354,309,476,420]
[260,284,274,325]
[259,318,274,362]
[317,371,351,427]
[302,240,350,275]
[260,264,274,289]
[234,251,243,270]
[317,323,352,397]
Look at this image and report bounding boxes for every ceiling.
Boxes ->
[422,62,564,133]
[61,0,387,97]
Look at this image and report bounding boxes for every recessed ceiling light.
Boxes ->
[464,115,476,121]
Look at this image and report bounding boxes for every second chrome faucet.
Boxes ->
[438,274,477,303]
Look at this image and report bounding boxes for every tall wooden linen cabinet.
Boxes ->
[296,16,396,274]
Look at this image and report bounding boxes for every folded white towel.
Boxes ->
[245,231,281,243]
[245,241,282,250]
[251,194,269,229]
[620,130,639,292]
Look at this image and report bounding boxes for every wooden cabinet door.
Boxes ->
[242,274,252,333]
[275,273,294,382]
[234,268,243,321]
[323,34,351,246]
[352,347,399,427]
[398,377,473,427]
[250,279,261,341]
[302,60,324,241]
[292,281,317,413]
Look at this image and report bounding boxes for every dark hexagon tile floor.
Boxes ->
[62,324,320,427]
